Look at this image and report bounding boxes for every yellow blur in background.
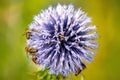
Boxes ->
[0,0,120,80]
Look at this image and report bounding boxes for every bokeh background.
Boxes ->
[0,0,120,80]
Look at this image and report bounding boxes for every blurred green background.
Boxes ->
[0,0,120,80]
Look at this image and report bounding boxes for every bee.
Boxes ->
[75,68,82,76]
[75,64,86,76]
[22,28,31,39]
[25,29,40,39]
[25,47,38,56]
[25,47,38,64]
[26,30,32,39]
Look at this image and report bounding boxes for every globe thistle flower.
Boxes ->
[25,4,98,76]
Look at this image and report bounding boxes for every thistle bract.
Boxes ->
[26,4,98,76]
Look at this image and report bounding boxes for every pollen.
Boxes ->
[59,34,64,40]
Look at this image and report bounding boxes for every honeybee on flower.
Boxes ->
[25,4,98,76]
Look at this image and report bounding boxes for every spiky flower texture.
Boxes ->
[26,4,98,76]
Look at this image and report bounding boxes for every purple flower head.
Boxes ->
[26,4,98,76]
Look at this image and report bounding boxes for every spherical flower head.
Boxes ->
[26,4,98,76]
